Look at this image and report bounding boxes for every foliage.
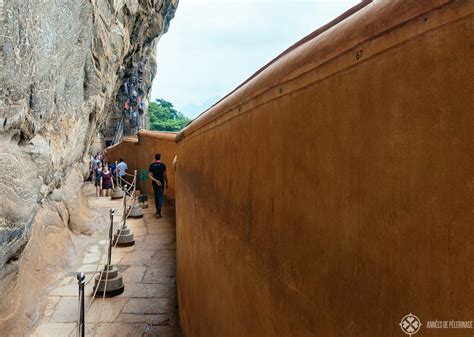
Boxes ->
[148,98,191,132]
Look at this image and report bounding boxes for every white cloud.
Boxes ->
[151,0,359,117]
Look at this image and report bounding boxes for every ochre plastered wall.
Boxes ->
[175,1,474,336]
[105,136,139,175]
[105,131,177,200]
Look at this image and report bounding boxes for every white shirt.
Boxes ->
[116,162,128,176]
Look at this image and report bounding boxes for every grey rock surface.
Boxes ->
[0,0,178,272]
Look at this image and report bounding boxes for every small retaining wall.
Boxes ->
[105,131,177,200]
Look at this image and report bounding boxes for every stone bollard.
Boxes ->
[128,171,143,220]
[110,188,125,199]
[113,187,135,247]
[93,209,125,297]
[111,162,125,199]
[128,203,144,219]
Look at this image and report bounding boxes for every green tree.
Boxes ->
[148,98,191,132]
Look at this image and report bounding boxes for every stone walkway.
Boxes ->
[30,185,181,337]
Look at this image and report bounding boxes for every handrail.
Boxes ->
[71,171,138,336]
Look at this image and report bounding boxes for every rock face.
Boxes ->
[0,0,178,274]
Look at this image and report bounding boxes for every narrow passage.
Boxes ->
[30,183,181,337]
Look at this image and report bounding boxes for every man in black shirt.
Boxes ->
[148,153,168,218]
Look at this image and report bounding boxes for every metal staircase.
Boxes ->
[111,117,124,145]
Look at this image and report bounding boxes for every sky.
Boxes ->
[151,0,360,118]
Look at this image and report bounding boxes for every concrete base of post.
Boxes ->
[93,265,124,297]
[129,204,144,218]
[111,188,125,200]
[114,225,135,247]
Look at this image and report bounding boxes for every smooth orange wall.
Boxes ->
[105,132,177,200]
[104,136,139,174]
[175,2,474,337]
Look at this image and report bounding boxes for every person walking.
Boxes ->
[94,161,103,198]
[116,158,128,186]
[86,155,93,182]
[91,154,100,182]
[97,151,104,164]
[101,164,114,197]
[109,161,116,177]
[148,153,168,218]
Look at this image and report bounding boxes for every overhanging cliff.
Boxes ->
[0,0,177,276]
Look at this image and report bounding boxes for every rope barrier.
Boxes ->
[112,190,129,248]
[98,156,137,191]
[93,259,110,333]
[124,180,136,194]
[70,171,139,336]
[113,180,138,248]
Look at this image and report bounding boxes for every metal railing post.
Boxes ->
[134,170,137,196]
[108,209,115,267]
[115,161,120,189]
[77,272,85,337]
[123,184,128,227]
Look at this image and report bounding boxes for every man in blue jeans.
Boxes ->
[148,153,168,218]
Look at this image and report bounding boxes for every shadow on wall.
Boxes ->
[174,1,474,337]
[105,130,177,201]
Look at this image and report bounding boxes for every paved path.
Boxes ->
[30,185,181,337]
